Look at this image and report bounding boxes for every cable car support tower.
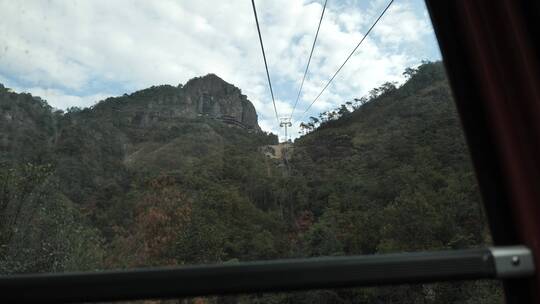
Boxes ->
[280,117,292,143]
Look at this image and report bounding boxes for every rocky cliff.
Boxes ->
[184,74,259,130]
[92,74,260,130]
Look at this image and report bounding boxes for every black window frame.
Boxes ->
[2,0,540,303]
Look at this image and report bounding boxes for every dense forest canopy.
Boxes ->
[0,62,503,303]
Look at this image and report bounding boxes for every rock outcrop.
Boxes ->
[92,74,261,130]
[184,74,259,130]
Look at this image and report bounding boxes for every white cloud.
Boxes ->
[0,0,438,139]
[372,2,431,46]
[15,86,112,110]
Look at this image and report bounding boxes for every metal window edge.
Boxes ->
[489,246,535,278]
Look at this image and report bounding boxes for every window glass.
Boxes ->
[0,0,503,302]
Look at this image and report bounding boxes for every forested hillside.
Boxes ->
[0,62,503,303]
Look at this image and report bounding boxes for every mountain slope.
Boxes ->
[292,63,485,252]
[285,62,500,303]
[0,84,58,163]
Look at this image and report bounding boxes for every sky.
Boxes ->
[0,0,441,140]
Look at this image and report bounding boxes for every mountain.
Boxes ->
[0,74,280,274]
[0,84,58,163]
[0,74,263,164]
[0,63,502,303]
[87,73,261,131]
